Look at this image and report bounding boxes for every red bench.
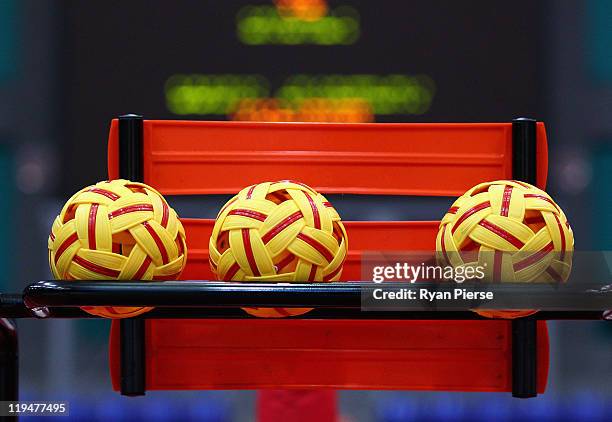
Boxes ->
[106,117,549,396]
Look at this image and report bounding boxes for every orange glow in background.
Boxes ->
[231,97,373,122]
[275,0,329,21]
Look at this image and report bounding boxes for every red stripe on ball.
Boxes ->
[161,201,170,228]
[513,242,554,272]
[108,204,154,219]
[262,211,303,244]
[500,185,513,217]
[297,233,333,262]
[228,209,267,221]
[553,213,566,261]
[88,204,98,250]
[242,229,261,277]
[304,191,321,229]
[54,232,79,264]
[133,256,152,280]
[143,221,169,264]
[451,201,491,234]
[224,263,240,280]
[73,255,121,278]
[87,188,119,201]
[478,220,525,249]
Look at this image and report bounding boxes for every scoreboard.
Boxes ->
[62,0,545,190]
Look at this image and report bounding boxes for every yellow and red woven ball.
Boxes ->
[209,180,348,317]
[48,179,187,318]
[436,180,574,318]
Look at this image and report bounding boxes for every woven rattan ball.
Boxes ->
[209,181,348,318]
[436,180,574,319]
[48,179,187,318]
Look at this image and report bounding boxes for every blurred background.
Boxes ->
[0,0,611,420]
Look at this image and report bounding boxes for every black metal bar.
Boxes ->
[21,280,612,310]
[118,114,146,397]
[8,280,612,320]
[141,309,611,320]
[25,281,362,308]
[1,293,34,318]
[1,305,609,321]
[511,117,538,398]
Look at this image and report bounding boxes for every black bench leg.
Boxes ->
[512,318,538,398]
[120,319,145,396]
[118,114,146,396]
[511,117,539,398]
